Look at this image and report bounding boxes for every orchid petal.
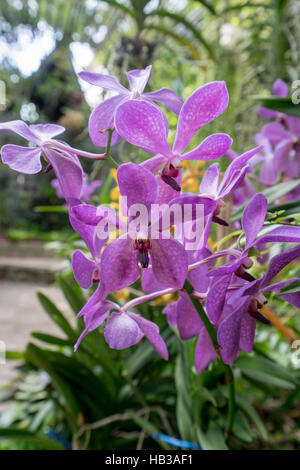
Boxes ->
[177,291,203,340]
[117,163,157,212]
[104,312,141,349]
[0,120,41,144]
[258,107,277,119]
[142,269,166,293]
[77,282,109,318]
[182,134,232,161]
[263,245,300,287]
[274,139,293,172]
[262,122,289,145]
[242,194,268,249]
[151,237,188,289]
[78,71,128,94]
[206,274,232,324]
[195,328,217,373]
[273,79,288,97]
[74,300,112,351]
[127,66,152,94]
[88,94,125,147]
[200,163,220,195]
[259,156,278,186]
[30,123,65,140]
[72,250,96,289]
[255,226,300,246]
[173,81,229,154]
[219,145,263,196]
[1,145,42,174]
[218,301,249,364]
[44,148,84,203]
[128,312,168,359]
[144,87,183,114]
[162,302,178,328]
[100,236,140,292]
[141,154,167,174]
[115,99,171,156]
[240,313,256,354]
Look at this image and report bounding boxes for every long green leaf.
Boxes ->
[236,356,297,389]
[25,343,80,431]
[37,292,76,340]
[279,280,300,295]
[0,428,66,450]
[253,96,300,117]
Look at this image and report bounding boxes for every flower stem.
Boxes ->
[184,279,235,445]
[105,128,119,169]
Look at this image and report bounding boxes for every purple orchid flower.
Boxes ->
[71,163,216,293]
[206,193,300,324]
[253,133,278,186]
[218,244,300,364]
[262,118,300,179]
[259,79,288,120]
[225,149,256,206]
[0,120,104,203]
[193,145,263,253]
[52,172,101,202]
[114,82,232,198]
[78,65,183,147]
[74,289,168,359]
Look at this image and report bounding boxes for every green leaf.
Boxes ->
[196,426,228,450]
[253,96,300,117]
[232,179,300,221]
[279,280,300,295]
[37,292,76,340]
[235,394,268,441]
[56,275,85,315]
[25,343,80,431]
[0,428,66,450]
[232,410,254,443]
[236,356,297,389]
[31,332,72,347]
[34,206,68,213]
[175,342,193,441]
[5,351,25,360]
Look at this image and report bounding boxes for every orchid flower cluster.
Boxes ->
[230,79,300,206]
[1,67,300,373]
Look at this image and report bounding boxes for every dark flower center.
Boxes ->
[135,239,151,268]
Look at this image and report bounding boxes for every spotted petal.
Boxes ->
[88,94,125,147]
[150,237,188,289]
[182,134,232,161]
[100,236,140,292]
[128,312,168,359]
[173,82,229,154]
[72,250,96,289]
[115,99,171,156]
